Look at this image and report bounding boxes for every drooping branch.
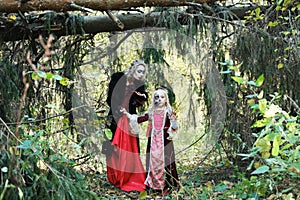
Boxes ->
[0,0,217,13]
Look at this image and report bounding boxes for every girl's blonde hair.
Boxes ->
[125,59,147,80]
[148,88,173,120]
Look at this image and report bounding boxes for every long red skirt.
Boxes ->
[106,115,146,192]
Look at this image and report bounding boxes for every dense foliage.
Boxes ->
[1,0,299,199]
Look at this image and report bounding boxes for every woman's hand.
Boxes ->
[120,107,128,115]
[120,107,130,118]
[120,107,126,113]
[134,91,147,99]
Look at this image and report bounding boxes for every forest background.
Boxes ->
[0,0,299,199]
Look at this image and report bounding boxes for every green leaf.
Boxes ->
[53,74,62,80]
[45,103,57,109]
[255,138,271,153]
[251,165,269,174]
[257,90,264,99]
[59,77,69,86]
[31,71,41,80]
[291,146,300,160]
[271,135,280,156]
[270,167,286,173]
[16,140,31,149]
[228,65,239,72]
[247,160,255,170]
[268,21,279,27]
[215,183,227,192]
[138,190,147,199]
[18,187,23,200]
[237,194,247,199]
[247,80,257,86]
[258,98,267,114]
[277,0,284,6]
[256,74,264,86]
[218,62,227,66]
[282,188,292,193]
[290,162,300,172]
[255,8,261,18]
[232,76,244,84]
[37,71,46,78]
[105,128,113,140]
[220,69,231,74]
[45,72,53,79]
[251,118,269,128]
[281,143,293,150]
[237,153,251,157]
[278,63,284,69]
[281,31,290,36]
[246,94,257,98]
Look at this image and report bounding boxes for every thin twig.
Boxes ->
[285,95,300,114]
[1,104,98,126]
[177,132,207,154]
[82,31,133,66]
[0,117,23,144]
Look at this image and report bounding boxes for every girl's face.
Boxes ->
[133,65,145,80]
[154,90,167,108]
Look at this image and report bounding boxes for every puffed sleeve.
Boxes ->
[125,113,148,135]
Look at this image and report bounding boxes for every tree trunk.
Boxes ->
[0,0,217,13]
[0,5,259,42]
[0,12,159,41]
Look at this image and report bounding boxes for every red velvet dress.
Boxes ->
[106,115,146,192]
[106,73,147,192]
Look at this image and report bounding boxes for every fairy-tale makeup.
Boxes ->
[133,65,145,81]
[153,89,167,108]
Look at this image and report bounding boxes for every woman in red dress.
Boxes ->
[105,59,148,192]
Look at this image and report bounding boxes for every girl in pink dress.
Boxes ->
[122,88,180,194]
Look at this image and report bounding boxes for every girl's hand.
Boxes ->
[170,112,177,120]
[170,112,178,130]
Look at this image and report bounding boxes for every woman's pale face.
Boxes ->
[154,90,167,108]
[133,65,145,80]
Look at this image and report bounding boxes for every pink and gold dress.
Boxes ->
[138,109,180,191]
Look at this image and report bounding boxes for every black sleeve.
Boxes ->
[130,82,148,107]
[133,85,148,107]
[106,72,125,118]
[106,72,123,107]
